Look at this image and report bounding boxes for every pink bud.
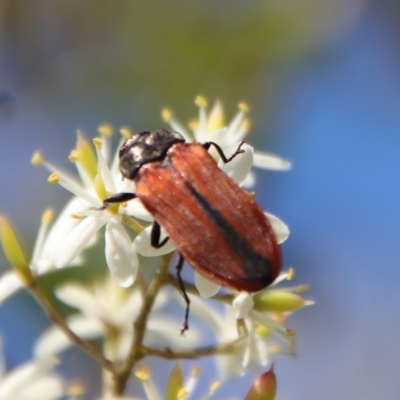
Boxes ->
[244,364,277,400]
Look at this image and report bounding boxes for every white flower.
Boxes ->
[34,277,201,361]
[181,269,309,381]
[31,102,289,292]
[0,339,64,400]
[161,95,291,185]
[32,128,169,288]
[228,270,313,377]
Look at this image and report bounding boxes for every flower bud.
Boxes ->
[0,216,32,284]
[253,290,308,312]
[244,364,277,400]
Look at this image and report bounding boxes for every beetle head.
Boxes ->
[119,129,185,180]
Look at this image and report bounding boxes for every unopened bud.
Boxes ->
[244,364,277,400]
[0,216,32,284]
[253,290,307,312]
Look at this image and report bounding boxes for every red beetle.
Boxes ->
[105,129,281,331]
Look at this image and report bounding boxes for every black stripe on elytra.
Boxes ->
[185,183,273,282]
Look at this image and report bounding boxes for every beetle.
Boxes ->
[104,129,281,332]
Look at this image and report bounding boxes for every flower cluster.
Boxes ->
[0,97,312,399]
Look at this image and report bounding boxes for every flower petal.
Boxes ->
[265,213,290,244]
[40,197,96,273]
[203,127,228,147]
[0,358,59,397]
[54,214,108,268]
[105,219,138,287]
[133,225,176,257]
[218,143,253,186]
[56,283,101,318]
[0,271,22,305]
[241,170,256,188]
[194,271,221,298]
[245,330,269,372]
[124,199,154,222]
[19,375,65,400]
[111,289,143,327]
[253,151,291,171]
[95,145,117,193]
[215,338,247,381]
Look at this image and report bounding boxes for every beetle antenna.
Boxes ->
[203,141,245,164]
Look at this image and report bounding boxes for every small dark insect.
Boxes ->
[105,129,281,333]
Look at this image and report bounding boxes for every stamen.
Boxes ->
[161,107,173,122]
[184,366,201,396]
[48,173,60,183]
[195,95,207,108]
[67,382,86,397]
[238,102,249,112]
[188,118,198,131]
[135,365,150,382]
[68,150,80,162]
[92,137,103,150]
[190,366,201,377]
[239,118,251,134]
[297,284,309,293]
[97,123,114,137]
[120,126,133,139]
[47,173,100,207]
[31,152,44,166]
[41,208,53,224]
[209,381,221,394]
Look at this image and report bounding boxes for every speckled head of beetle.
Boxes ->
[119,129,185,180]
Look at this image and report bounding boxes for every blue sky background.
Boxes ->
[0,1,399,399]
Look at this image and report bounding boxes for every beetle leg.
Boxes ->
[203,141,245,163]
[150,221,170,248]
[98,192,137,211]
[104,192,137,204]
[176,252,190,334]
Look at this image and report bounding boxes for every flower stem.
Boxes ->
[112,252,174,395]
[143,338,245,359]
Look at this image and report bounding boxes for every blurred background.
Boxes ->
[1,0,400,399]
